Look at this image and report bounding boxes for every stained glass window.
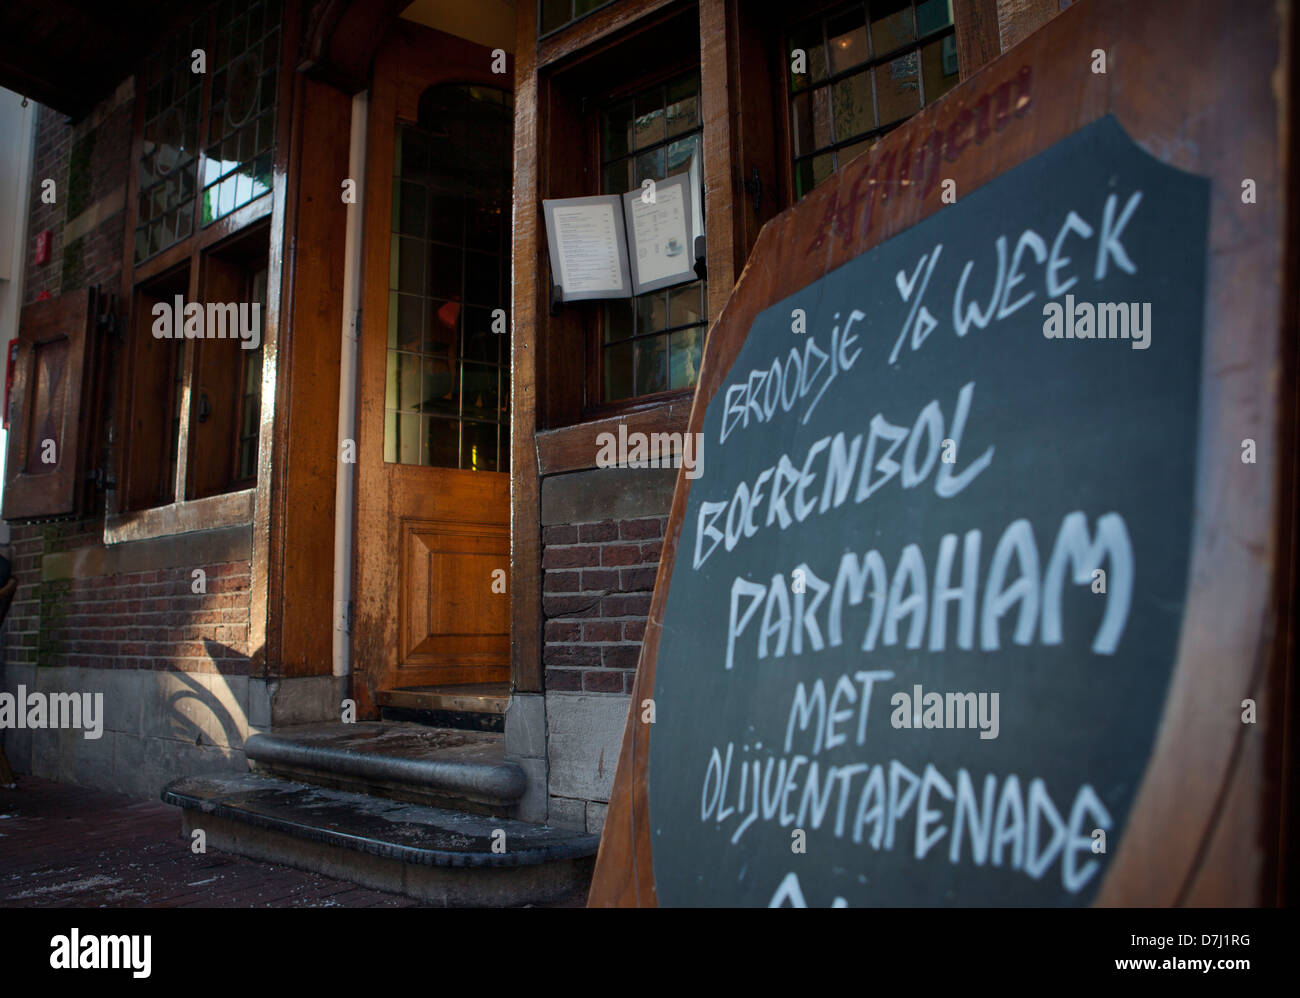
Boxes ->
[202,0,281,225]
[134,0,282,263]
[135,16,206,262]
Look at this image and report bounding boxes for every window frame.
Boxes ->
[108,0,294,542]
[188,221,270,500]
[583,55,705,418]
[384,86,515,475]
[538,0,620,41]
[774,0,998,206]
[780,0,962,201]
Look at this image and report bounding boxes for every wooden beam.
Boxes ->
[996,0,1062,52]
[536,399,693,476]
[266,73,350,678]
[250,0,302,679]
[953,0,1002,81]
[298,0,409,93]
[511,0,543,694]
[536,0,681,69]
[700,0,738,323]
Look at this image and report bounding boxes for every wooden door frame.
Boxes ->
[351,19,516,719]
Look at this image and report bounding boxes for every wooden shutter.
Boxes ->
[2,287,99,521]
[187,254,247,500]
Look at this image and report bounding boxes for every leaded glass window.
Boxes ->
[788,0,959,199]
[135,16,206,262]
[599,71,707,402]
[133,0,282,263]
[202,0,280,225]
[385,86,513,471]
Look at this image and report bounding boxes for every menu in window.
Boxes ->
[622,174,695,294]
[543,172,701,302]
[542,196,632,301]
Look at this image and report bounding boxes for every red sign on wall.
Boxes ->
[34,229,51,266]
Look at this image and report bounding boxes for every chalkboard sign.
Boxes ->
[588,0,1292,908]
[642,115,1208,907]
[639,113,1206,909]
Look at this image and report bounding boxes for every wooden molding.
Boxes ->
[954,0,1004,80]
[536,0,683,69]
[511,0,544,695]
[536,398,694,476]
[103,488,254,545]
[298,0,409,93]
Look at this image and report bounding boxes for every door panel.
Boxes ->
[353,21,513,717]
[401,512,509,670]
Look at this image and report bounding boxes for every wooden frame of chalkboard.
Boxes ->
[589,0,1297,907]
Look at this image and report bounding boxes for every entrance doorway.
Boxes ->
[353,22,512,719]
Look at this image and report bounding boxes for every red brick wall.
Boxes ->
[2,524,252,675]
[24,91,131,305]
[0,85,254,681]
[541,515,666,693]
[23,105,70,303]
[2,526,41,664]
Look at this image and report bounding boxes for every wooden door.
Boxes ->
[353,22,513,717]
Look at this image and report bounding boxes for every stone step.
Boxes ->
[162,773,597,907]
[378,683,509,732]
[244,721,523,815]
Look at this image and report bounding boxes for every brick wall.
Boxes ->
[2,81,253,685]
[541,515,666,694]
[24,82,132,305]
[23,105,70,302]
[1,524,252,676]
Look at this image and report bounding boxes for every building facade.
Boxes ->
[0,0,1072,854]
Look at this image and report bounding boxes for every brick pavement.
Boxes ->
[0,777,419,907]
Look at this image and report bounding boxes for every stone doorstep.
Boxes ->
[244,721,524,812]
[163,773,599,906]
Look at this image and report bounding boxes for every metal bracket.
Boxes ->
[95,289,124,342]
[86,467,116,491]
